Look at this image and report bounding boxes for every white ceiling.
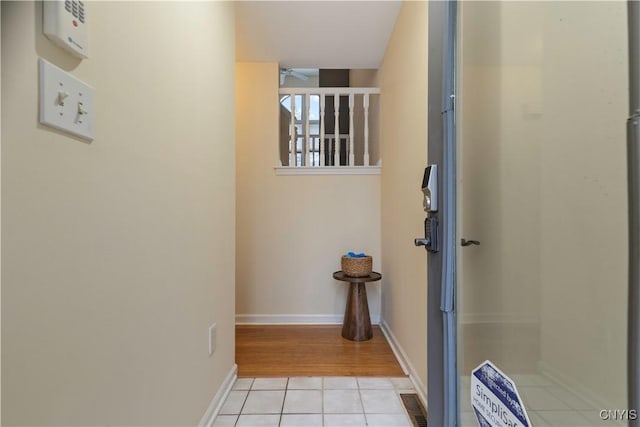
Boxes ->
[235,1,402,69]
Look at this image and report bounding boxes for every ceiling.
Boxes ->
[235,1,402,69]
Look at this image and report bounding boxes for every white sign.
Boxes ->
[471,361,531,427]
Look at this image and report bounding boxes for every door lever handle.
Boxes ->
[415,238,430,247]
[461,238,480,247]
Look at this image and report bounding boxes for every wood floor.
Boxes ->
[236,325,406,377]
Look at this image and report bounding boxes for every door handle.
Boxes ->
[415,217,439,253]
[415,238,430,247]
[461,238,480,247]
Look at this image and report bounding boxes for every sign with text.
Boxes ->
[471,361,531,427]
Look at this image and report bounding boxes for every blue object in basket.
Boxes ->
[346,252,366,258]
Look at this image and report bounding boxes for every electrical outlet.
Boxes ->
[208,323,216,356]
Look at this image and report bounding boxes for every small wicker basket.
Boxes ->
[341,255,373,277]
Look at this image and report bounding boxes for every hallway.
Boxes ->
[212,325,419,426]
[234,3,430,423]
[3,2,430,425]
[5,0,635,425]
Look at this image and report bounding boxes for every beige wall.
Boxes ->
[378,1,428,389]
[1,2,236,425]
[236,62,381,321]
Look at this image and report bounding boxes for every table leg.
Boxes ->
[342,282,373,341]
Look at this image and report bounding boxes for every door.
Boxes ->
[424,1,458,426]
[456,2,630,426]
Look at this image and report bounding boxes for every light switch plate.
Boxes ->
[39,58,94,140]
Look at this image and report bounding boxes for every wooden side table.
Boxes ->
[333,271,382,341]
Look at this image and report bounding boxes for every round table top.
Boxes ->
[333,271,382,283]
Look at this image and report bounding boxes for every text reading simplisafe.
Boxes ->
[471,361,531,427]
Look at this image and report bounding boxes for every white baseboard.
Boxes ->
[379,320,428,409]
[537,360,613,410]
[236,314,381,325]
[198,364,238,427]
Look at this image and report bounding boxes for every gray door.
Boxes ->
[423,1,458,426]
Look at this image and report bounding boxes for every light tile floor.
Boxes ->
[459,374,628,427]
[213,376,416,427]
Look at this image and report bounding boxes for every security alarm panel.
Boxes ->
[43,0,88,59]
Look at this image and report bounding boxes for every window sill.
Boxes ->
[274,166,381,176]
